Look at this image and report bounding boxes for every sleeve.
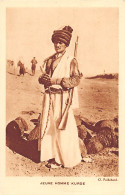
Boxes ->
[60,58,82,89]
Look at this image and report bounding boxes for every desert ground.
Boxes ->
[6,66,118,177]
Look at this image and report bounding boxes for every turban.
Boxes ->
[51,26,73,47]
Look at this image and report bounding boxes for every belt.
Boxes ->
[45,87,69,94]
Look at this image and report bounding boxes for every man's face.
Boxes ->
[54,41,67,53]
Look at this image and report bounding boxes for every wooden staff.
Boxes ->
[74,36,79,58]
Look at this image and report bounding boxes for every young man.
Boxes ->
[28,26,82,168]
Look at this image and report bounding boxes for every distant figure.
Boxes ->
[7,60,14,67]
[31,57,38,75]
[17,60,26,76]
[7,60,15,74]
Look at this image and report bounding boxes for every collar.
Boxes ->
[55,51,66,59]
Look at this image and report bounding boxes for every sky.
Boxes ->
[6,7,119,76]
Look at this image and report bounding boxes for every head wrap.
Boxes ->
[51,26,73,47]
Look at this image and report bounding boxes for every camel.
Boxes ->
[78,116,118,154]
[6,114,118,160]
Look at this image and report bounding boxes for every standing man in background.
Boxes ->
[31,57,38,75]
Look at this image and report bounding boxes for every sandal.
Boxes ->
[45,162,64,169]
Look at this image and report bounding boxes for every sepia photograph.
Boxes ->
[1,0,125,194]
[6,6,119,177]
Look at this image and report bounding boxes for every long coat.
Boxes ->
[39,52,81,168]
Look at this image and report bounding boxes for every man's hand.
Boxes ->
[38,74,52,88]
[38,74,50,84]
[38,74,61,88]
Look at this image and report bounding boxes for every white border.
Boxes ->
[0,0,125,194]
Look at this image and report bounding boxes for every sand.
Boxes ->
[6,69,118,176]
